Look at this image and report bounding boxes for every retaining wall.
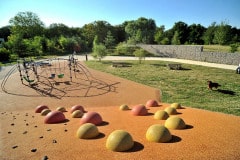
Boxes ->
[138,44,240,65]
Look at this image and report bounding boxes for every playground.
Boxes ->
[1,56,240,159]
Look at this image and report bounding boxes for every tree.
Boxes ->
[213,22,232,45]
[154,25,165,44]
[9,11,44,39]
[171,31,181,45]
[104,31,116,49]
[203,22,216,45]
[92,35,107,61]
[188,24,206,44]
[0,26,11,41]
[133,48,146,64]
[171,21,189,44]
[125,17,156,44]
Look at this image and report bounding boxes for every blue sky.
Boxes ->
[0,0,239,29]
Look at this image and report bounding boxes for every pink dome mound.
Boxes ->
[35,105,49,113]
[80,112,103,125]
[146,99,159,107]
[44,111,66,124]
[131,104,148,116]
[70,105,85,113]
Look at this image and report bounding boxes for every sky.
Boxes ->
[0,0,240,29]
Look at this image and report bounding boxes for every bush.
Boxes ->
[115,42,138,56]
[0,48,10,61]
[229,43,239,53]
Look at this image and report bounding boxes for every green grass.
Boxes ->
[203,45,240,53]
[85,60,240,116]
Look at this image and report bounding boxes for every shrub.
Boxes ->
[229,43,239,53]
[0,48,10,61]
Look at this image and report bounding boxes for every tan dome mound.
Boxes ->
[146,124,172,143]
[119,104,130,111]
[72,110,84,118]
[154,110,169,120]
[165,116,186,129]
[164,107,178,115]
[76,123,99,139]
[35,105,49,113]
[171,103,182,109]
[41,109,51,116]
[56,106,67,112]
[146,99,158,107]
[106,130,134,152]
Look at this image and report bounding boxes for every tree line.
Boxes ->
[0,11,240,61]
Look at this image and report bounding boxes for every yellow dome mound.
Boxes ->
[154,110,169,120]
[171,103,182,109]
[164,107,178,115]
[106,130,134,152]
[165,116,186,129]
[146,124,172,143]
[72,110,84,118]
[76,123,99,139]
[119,104,130,110]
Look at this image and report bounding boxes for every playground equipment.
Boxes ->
[1,53,118,98]
[15,53,91,86]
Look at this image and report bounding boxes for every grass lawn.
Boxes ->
[85,60,240,116]
[203,45,240,53]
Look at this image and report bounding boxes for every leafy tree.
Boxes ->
[171,31,181,45]
[104,31,116,49]
[92,35,107,61]
[9,11,44,39]
[171,21,189,44]
[0,48,10,61]
[213,22,232,45]
[0,26,11,41]
[203,22,216,44]
[154,25,165,44]
[125,17,156,44]
[188,24,206,44]
[45,23,71,38]
[133,48,146,64]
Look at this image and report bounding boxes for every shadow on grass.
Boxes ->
[216,89,236,95]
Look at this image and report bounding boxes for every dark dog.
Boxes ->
[207,81,221,90]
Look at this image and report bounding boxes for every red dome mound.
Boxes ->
[131,104,148,116]
[146,99,159,107]
[35,105,49,113]
[70,105,85,113]
[44,111,66,124]
[80,112,103,125]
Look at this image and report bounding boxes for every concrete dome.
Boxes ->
[106,130,134,152]
[131,104,148,116]
[165,116,186,129]
[35,105,49,113]
[164,107,178,115]
[44,111,66,124]
[154,110,169,120]
[146,99,158,107]
[76,123,99,139]
[80,112,103,125]
[72,110,84,118]
[146,124,172,143]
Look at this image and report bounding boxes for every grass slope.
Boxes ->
[86,60,240,116]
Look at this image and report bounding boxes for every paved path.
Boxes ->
[0,55,238,80]
[76,55,238,70]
